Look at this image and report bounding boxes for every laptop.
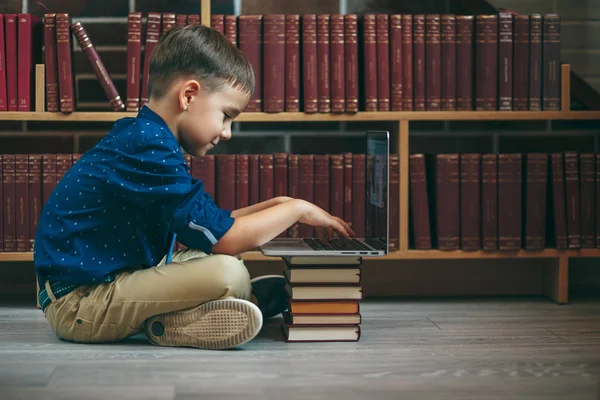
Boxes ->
[259,130,389,257]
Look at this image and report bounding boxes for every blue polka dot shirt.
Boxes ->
[34,106,234,285]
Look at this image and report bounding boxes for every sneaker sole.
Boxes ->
[145,299,263,350]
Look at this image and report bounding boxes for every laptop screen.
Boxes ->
[365,131,389,249]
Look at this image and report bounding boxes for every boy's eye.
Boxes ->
[223,112,231,122]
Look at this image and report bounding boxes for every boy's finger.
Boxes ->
[333,220,350,238]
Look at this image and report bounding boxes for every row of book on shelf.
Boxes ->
[410,152,598,251]
[0,10,561,113]
[0,152,400,253]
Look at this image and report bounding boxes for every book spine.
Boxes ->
[513,15,530,111]
[498,13,513,111]
[43,14,58,111]
[161,13,176,34]
[390,15,403,111]
[441,14,456,111]
[343,152,353,228]
[188,15,200,25]
[299,155,315,237]
[15,155,29,251]
[456,16,474,111]
[329,154,344,219]
[210,15,224,34]
[476,15,498,111]
[225,15,237,45]
[376,14,390,111]
[235,154,249,209]
[564,151,581,248]
[551,153,568,249]
[0,156,3,250]
[302,15,318,113]
[352,154,366,238]
[317,15,331,113]
[140,12,161,107]
[543,14,561,111]
[248,154,260,205]
[0,15,5,110]
[175,14,187,27]
[498,154,522,250]
[425,14,441,111]
[363,14,378,111]
[389,154,400,251]
[402,15,413,111]
[260,154,274,202]
[409,154,432,249]
[17,14,34,111]
[71,22,125,111]
[344,15,359,112]
[525,153,548,250]
[216,155,236,210]
[413,15,426,111]
[436,154,460,250]
[331,14,345,113]
[263,14,285,113]
[5,14,17,111]
[239,15,263,112]
[274,153,288,237]
[285,15,300,112]
[194,155,215,199]
[529,15,543,110]
[56,154,72,182]
[126,12,142,112]
[482,154,498,250]
[460,154,481,250]
[42,154,57,206]
[3,155,16,251]
[288,154,300,238]
[28,155,42,251]
[314,155,330,213]
[579,154,595,248]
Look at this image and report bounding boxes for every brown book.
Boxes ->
[192,155,215,199]
[225,15,237,46]
[235,154,249,209]
[0,156,2,250]
[482,154,498,250]
[17,14,43,111]
[285,283,363,301]
[441,15,456,111]
[161,13,176,35]
[289,300,360,315]
[42,154,57,206]
[513,15,530,111]
[314,155,330,213]
[3,155,15,252]
[389,154,400,251]
[329,154,344,220]
[529,15,543,110]
[283,310,361,326]
[303,15,318,113]
[551,153,568,249]
[239,16,263,112]
[376,14,390,111]
[175,14,187,27]
[28,155,42,251]
[436,154,460,250]
[564,152,581,248]
[263,15,285,113]
[126,12,142,112]
[56,154,72,181]
[344,15,359,112]
[216,155,236,210]
[210,15,224,34]
[542,14,561,111]
[72,22,125,111]
[579,154,595,248]
[284,267,361,284]
[248,154,260,206]
[15,155,29,252]
[44,14,58,111]
[409,154,431,249]
[352,154,366,238]
[317,15,331,113]
[6,14,17,111]
[343,153,353,229]
[259,154,274,202]
[460,154,481,250]
[498,13,513,111]
[140,12,161,108]
[413,15,426,111]
[331,14,345,113]
[55,14,75,112]
[187,15,200,25]
[285,15,300,112]
[402,15,413,111]
[274,152,288,237]
[363,14,378,111]
[0,15,7,111]
[525,154,548,250]
[390,15,403,111]
[456,16,474,111]
[476,15,498,111]
[498,154,522,250]
[298,155,315,237]
[425,14,441,111]
[288,154,300,238]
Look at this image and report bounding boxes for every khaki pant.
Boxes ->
[43,249,253,343]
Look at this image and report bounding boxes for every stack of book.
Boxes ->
[281,256,363,342]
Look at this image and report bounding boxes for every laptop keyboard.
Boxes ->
[303,238,376,252]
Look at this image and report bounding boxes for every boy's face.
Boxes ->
[177,81,250,157]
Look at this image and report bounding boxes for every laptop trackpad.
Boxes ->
[263,239,310,250]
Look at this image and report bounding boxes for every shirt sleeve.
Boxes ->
[108,138,234,254]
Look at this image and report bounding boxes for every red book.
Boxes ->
[481,154,498,250]
[239,16,263,112]
[3,155,16,252]
[56,154,72,182]
[140,13,161,107]
[210,15,224,34]
[15,155,29,251]
[299,155,315,237]
[460,154,481,250]
[0,15,6,111]
[317,15,331,113]
[248,154,260,205]
[18,14,42,111]
[260,154,274,202]
[42,154,57,206]
[161,13,176,35]
[329,154,343,219]
[344,15,359,113]
[425,15,441,111]
[409,154,431,249]
[302,15,318,113]
[175,14,187,27]
[402,15,413,111]
[551,153,568,249]
[28,155,42,251]
[376,14,390,111]
[216,155,236,210]
[188,15,200,25]
[5,14,17,111]
[578,154,594,248]
[476,15,498,111]
[192,155,215,199]
[56,14,74,113]
[435,154,460,250]
[331,14,345,113]
[126,12,142,112]
[343,152,353,228]
[564,152,581,248]
[498,13,513,111]
[235,154,249,209]
[524,154,548,250]
[352,154,366,238]
[498,154,522,250]
[288,154,300,237]
[389,154,400,251]
[274,153,288,237]
[529,15,542,110]
[314,155,330,213]
[285,15,300,112]
[225,15,237,46]
[456,16,474,111]
[513,15,530,111]
[43,14,58,112]
[441,15,456,111]
[390,15,403,111]
[542,14,561,111]
[363,15,378,111]
[263,15,285,113]
[413,15,426,111]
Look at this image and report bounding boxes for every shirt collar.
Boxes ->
[136,105,171,131]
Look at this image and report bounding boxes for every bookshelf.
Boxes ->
[2,0,599,306]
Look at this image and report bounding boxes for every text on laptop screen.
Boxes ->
[365,132,389,243]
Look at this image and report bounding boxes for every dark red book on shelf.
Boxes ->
[435,154,459,250]
[529,15,542,110]
[18,14,42,112]
[498,154,522,250]
[409,154,431,249]
[274,152,287,238]
[441,15,456,111]
[56,14,75,112]
[56,154,72,181]
[513,15,530,111]
[42,154,57,206]
[225,15,237,46]
[72,22,125,111]
[288,154,300,238]
[317,15,331,113]
[303,15,318,113]
[551,153,568,249]
[344,14,359,113]
[413,15,426,111]
[175,14,187,27]
[390,15,403,111]
[481,154,498,250]
[498,13,513,111]
[140,12,161,108]
[476,15,498,111]
[0,156,3,250]
[352,154,366,238]
[298,155,315,237]
[188,15,199,25]
[3,155,16,252]
[285,15,300,112]
[331,14,345,113]
[0,15,7,111]
[460,154,481,250]
[564,152,581,248]
[376,14,390,111]
[15,155,29,252]
[5,14,17,111]
[363,14,378,111]
[389,154,400,251]
[28,155,42,251]
[216,155,236,210]
[456,16,474,111]
[314,155,330,213]
[402,15,413,111]
[210,15,224,34]
[329,154,343,220]
[43,14,58,112]
[235,154,249,210]
[542,14,561,111]
[263,15,285,113]
[260,154,274,202]
[343,152,353,229]
[525,154,548,250]
[126,12,142,112]
[425,14,441,111]
[161,13,176,34]
[579,154,595,248]
[239,16,263,112]
[248,154,259,205]
[192,155,215,199]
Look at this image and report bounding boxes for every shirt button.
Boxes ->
[76,319,83,325]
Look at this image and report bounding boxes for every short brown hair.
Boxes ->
[148,25,255,99]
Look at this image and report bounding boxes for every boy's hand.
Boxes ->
[298,201,354,240]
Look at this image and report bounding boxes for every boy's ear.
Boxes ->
[178,79,201,111]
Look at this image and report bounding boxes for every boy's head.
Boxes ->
[148,25,254,157]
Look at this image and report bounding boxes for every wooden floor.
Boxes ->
[2,296,600,400]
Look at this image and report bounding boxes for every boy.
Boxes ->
[34,25,353,350]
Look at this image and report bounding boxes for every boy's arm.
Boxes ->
[230,196,292,218]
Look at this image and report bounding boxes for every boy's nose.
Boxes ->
[220,129,232,141]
